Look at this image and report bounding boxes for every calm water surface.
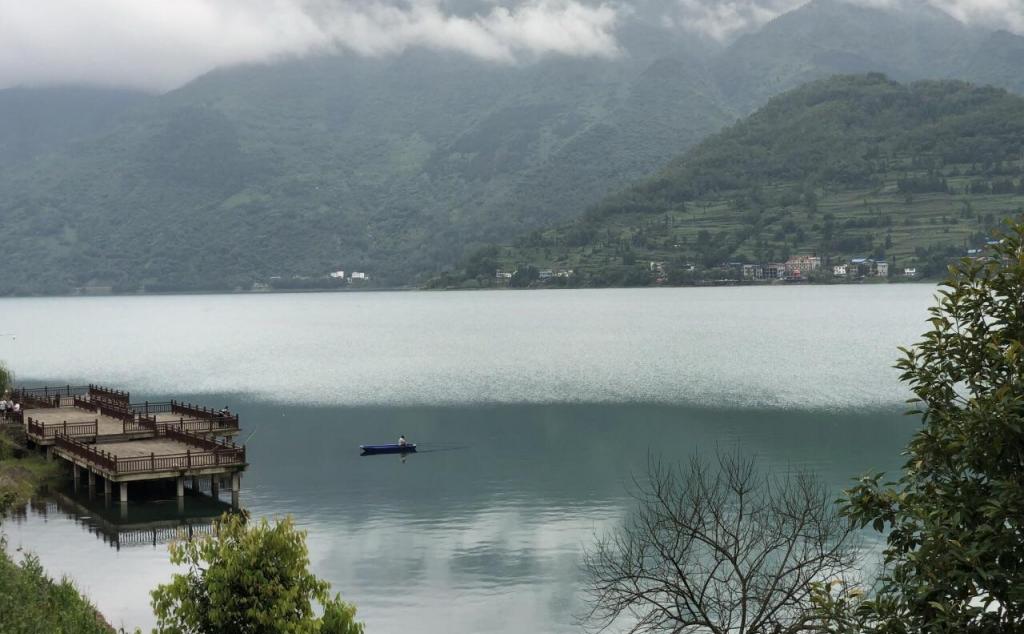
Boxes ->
[0,287,934,632]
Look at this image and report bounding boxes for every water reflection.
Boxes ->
[8,488,235,551]
[4,401,917,633]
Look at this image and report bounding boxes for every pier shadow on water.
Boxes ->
[7,485,237,551]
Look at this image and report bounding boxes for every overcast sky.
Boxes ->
[0,0,1020,93]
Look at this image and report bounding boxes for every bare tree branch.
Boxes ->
[581,450,859,634]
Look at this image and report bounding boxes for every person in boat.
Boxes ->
[398,435,407,447]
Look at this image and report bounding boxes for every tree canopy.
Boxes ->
[824,221,1024,631]
[151,513,364,634]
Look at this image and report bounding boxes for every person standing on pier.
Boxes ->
[398,435,407,447]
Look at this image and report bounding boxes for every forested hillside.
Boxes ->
[1,0,1023,294]
[442,75,1024,287]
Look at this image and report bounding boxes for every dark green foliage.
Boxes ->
[151,513,363,634]
[473,76,1024,286]
[0,546,114,634]
[0,52,733,295]
[826,222,1024,632]
[0,86,147,168]
[2,0,1023,294]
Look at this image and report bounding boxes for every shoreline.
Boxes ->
[0,426,116,633]
[0,278,940,301]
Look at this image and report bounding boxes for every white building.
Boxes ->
[904,268,918,277]
[329,270,345,279]
[833,264,848,277]
[875,261,889,277]
[350,272,367,280]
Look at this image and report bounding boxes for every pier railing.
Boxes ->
[130,401,173,415]
[55,435,116,472]
[132,401,237,423]
[26,417,98,439]
[88,384,130,404]
[13,385,90,399]
[15,392,60,409]
[72,397,140,426]
[55,432,246,475]
[152,417,238,435]
[164,428,243,453]
[130,401,239,428]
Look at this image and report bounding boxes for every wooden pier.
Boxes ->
[10,384,248,506]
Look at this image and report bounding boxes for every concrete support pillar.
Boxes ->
[190,476,199,492]
[119,481,128,504]
[87,469,96,498]
[103,476,110,497]
[45,446,54,461]
[177,496,185,513]
[72,464,81,491]
[230,472,241,508]
[211,475,220,498]
[176,476,184,498]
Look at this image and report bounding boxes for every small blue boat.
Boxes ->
[360,443,417,455]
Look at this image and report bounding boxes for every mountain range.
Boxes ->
[1,0,1023,294]
[450,74,1024,288]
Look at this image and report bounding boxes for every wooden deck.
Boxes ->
[25,407,146,443]
[55,431,246,483]
[14,384,248,503]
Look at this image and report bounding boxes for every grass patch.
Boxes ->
[0,428,62,509]
[0,539,115,634]
[0,428,113,633]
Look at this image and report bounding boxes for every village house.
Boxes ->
[741,263,787,280]
[764,263,786,280]
[833,264,848,277]
[350,272,367,280]
[904,267,918,278]
[784,255,821,278]
[875,261,889,277]
[329,270,345,279]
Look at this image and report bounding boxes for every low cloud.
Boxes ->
[929,0,1024,33]
[0,0,620,92]
[668,0,1024,42]
[665,0,806,40]
[1,0,1019,92]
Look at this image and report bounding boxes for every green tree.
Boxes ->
[0,361,12,396]
[825,221,1024,632]
[151,513,363,634]
[0,546,114,634]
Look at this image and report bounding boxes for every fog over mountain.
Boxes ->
[0,0,1023,294]
[1,0,1020,91]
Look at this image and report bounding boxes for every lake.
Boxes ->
[0,286,935,632]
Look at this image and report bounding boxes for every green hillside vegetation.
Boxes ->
[0,50,732,295]
[2,0,1024,294]
[438,75,1024,288]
